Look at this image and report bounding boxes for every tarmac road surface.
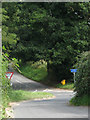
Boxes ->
[11,71,49,91]
[10,71,88,118]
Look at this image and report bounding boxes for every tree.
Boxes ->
[2,4,18,55]
[2,2,89,82]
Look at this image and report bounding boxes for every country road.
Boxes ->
[10,71,88,118]
[11,71,49,91]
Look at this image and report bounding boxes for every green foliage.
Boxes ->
[70,95,90,106]
[8,90,53,102]
[1,55,11,118]
[2,25,18,54]
[2,3,89,83]
[11,57,20,68]
[20,60,47,82]
[56,83,74,90]
[2,7,18,55]
[1,46,20,118]
[73,51,89,97]
[1,51,21,119]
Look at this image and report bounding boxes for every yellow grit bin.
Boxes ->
[61,79,66,85]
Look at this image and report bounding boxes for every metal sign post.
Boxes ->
[73,72,75,83]
[70,69,77,83]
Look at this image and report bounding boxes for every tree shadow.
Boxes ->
[12,81,49,91]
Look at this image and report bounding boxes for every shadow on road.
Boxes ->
[12,82,49,91]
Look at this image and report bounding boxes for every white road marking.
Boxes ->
[16,80,22,83]
[43,89,74,93]
[10,83,13,86]
[33,89,38,92]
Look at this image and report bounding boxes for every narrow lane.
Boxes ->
[11,71,50,91]
[10,71,88,118]
[13,90,88,118]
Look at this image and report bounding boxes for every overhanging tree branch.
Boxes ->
[2,52,22,73]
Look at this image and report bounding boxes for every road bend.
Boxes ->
[10,71,88,118]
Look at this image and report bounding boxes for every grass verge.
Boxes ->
[56,83,74,90]
[8,90,54,102]
[20,61,47,82]
[70,95,90,106]
[20,61,74,87]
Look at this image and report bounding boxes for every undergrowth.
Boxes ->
[56,83,74,90]
[8,90,54,102]
[70,95,89,106]
[20,61,47,82]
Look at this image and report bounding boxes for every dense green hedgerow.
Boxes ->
[74,51,90,97]
[1,55,11,118]
[70,95,90,106]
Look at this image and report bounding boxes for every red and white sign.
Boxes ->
[6,72,14,80]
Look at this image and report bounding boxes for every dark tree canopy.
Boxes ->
[2,2,89,82]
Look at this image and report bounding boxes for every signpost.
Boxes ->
[6,72,14,86]
[70,69,77,83]
[6,72,14,80]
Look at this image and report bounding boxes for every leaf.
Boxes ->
[12,58,16,61]
[2,46,6,50]
[16,63,20,67]
[5,53,9,57]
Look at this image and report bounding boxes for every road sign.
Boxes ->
[71,69,77,73]
[70,69,77,83]
[6,72,14,80]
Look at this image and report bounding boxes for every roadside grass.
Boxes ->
[8,90,54,102]
[56,83,74,90]
[70,95,90,106]
[20,61,47,82]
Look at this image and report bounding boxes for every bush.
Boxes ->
[1,55,11,118]
[70,95,89,106]
[74,51,90,97]
[56,83,74,90]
